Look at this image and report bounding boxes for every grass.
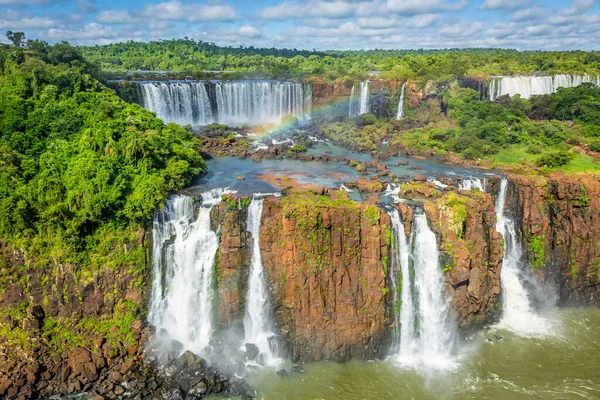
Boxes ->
[493,145,600,174]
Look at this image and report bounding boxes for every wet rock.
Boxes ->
[276,369,289,378]
[244,343,259,361]
[290,365,305,374]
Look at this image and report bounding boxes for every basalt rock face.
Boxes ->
[211,202,252,328]
[399,188,504,331]
[259,191,391,362]
[0,229,242,400]
[508,174,600,306]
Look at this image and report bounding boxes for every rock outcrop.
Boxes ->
[398,185,503,330]
[259,190,390,361]
[508,173,600,305]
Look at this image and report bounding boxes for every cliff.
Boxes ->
[508,173,600,305]
[398,184,504,330]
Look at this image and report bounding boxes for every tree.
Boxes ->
[6,31,26,47]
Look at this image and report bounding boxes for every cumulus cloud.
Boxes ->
[563,0,596,15]
[512,7,546,21]
[48,22,120,41]
[96,10,135,24]
[386,0,469,15]
[239,25,262,38]
[258,0,354,20]
[479,0,529,10]
[0,16,57,29]
[142,1,239,22]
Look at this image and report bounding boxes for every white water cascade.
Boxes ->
[140,81,214,127]
[489,74,600,101]
[458,177,485,192]
[388,209,457,370]
[138,81,311,127]
[494,179,552,335]
[396,83,406,120]
[148,189,230,354]
[349,81,370,117]
[243,197,280,365]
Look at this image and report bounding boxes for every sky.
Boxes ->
[0,0,599,50]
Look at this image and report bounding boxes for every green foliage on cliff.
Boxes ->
[529,235,546,270]
[0,42,206,267]
[78,38,600,82]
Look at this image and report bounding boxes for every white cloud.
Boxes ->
[0,16,57,29]
[77,0,96,13]
[96,10,135,24]
[386,0,469,15]
[258,0,354,20]
[142,1,239,22]
[563,0,596,15]
[48,22,120,41]
[512,7,546,21]
[479,0,529,10]
[239,25,262,38]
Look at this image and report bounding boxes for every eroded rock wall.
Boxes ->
[509,173,600,305]
[259,191,390,362]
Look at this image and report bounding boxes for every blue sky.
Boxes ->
[0,0,599,50]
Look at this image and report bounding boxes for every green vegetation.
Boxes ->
[0,36,206,356]
[529,235,546,270]
[386,84,600,173]
[79,38,600,83]
[0,38,206,267]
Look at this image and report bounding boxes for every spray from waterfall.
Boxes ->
[243,196,281,366]
[396,83,406,120]
[148,189,232,354]
[494,179,553,335]
[388,209,457,370]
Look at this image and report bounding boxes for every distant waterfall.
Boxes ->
[494,179,552,335]
[137,81,311,127]
[396,83,406,120]
[244,197,279,365]
[349,80,370,117]
[489,74,600,100]
[389,209,457,369]
[148,189,229,354]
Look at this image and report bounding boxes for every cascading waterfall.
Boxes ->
[396,83,406,120]
[494,179,552,335]
[243,197,279,365]
[388,210,414,355]
[137,81,310,127]
[148,189,231,354]
[348,80,370,117]
[458,177,485,192]
[388,209,457,369]
[140,81,214,127]
[489,74,599,100]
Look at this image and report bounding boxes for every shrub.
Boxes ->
[535,150,574,168]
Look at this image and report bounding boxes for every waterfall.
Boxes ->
[489,74,598,100]
[348,80,370,117]
[494,179,552,335]
[140,81,214,127]
[243,197,279,365]
[389,209,457,370]
[388,210,414,355]
[148,190,229,354]
[396,83,406,120]
[458,178,485,192]
[137,81,310,127]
